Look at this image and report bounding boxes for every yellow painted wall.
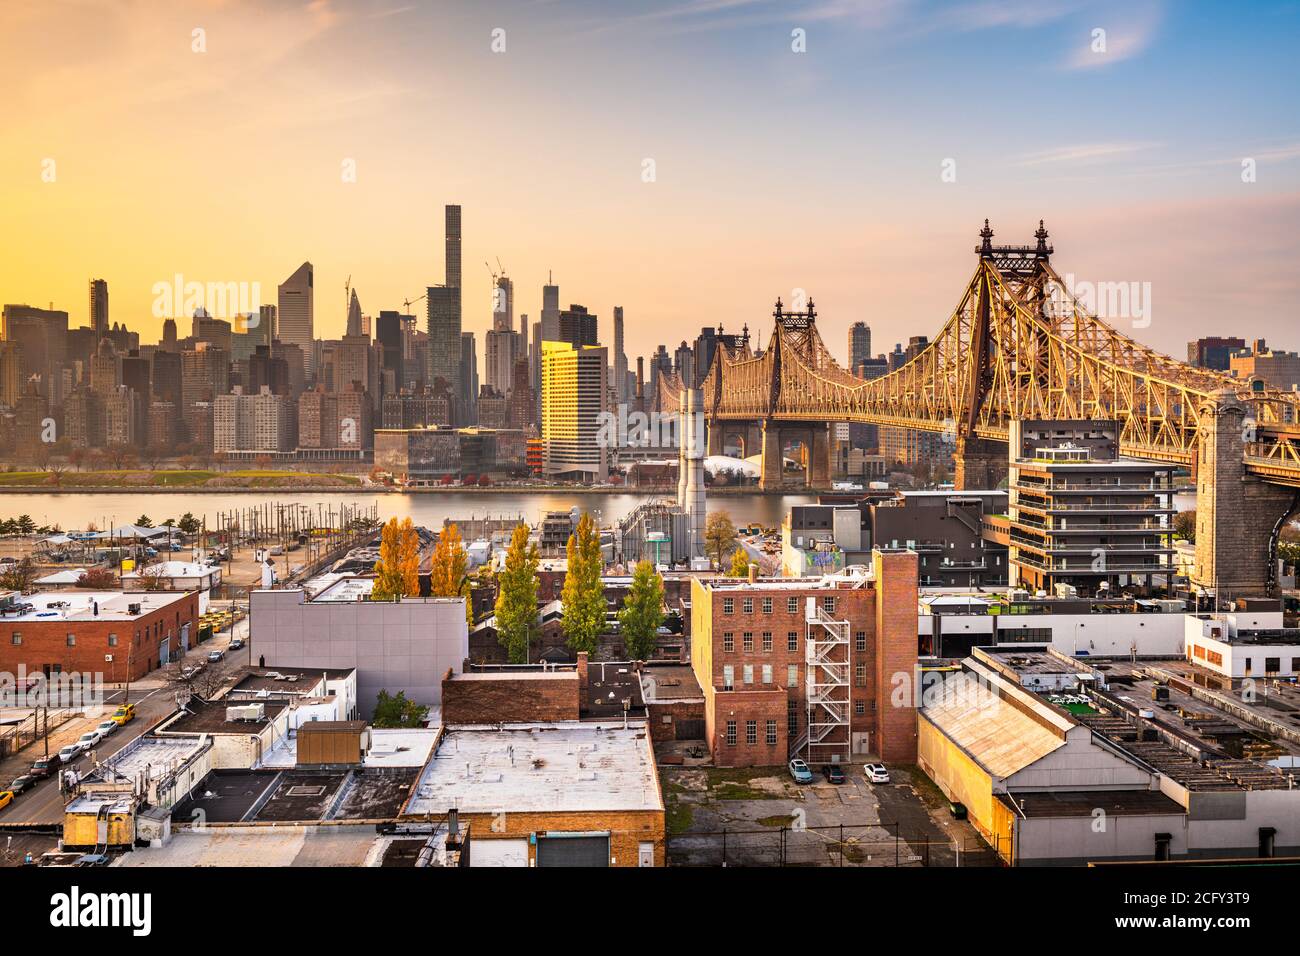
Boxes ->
[63,810,135,848]
[917,715,1000,851]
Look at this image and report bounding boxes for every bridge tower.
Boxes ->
[1193,390,1298,597]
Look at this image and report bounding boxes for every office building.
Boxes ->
[276,262,315,380]
[427,205,463,412]
[89,278,109,338]
[541,341,608,482]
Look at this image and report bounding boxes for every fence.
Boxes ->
[667,821,1002,867]
[0,708,79,760]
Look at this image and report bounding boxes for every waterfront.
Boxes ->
[0,489,823,533]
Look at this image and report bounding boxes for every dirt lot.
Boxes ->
[661,762,996,867]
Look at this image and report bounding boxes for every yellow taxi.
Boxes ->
[110,703,136,726]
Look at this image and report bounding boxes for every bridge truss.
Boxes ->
[658,223,1300,486]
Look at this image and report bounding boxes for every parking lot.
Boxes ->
[661,762,996,867]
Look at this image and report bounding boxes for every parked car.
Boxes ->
[0,791,12,812]
[864,762,891,784]
[788,758,814,784]
[57,744,84,763]
[30,754,63,778]
[95,719,119,738]
[110,704,135,725]
[207,649,225,663]
[229,637,245,651]
[821,764,846,784]
[75,730,104,750]
[8,774,36,795]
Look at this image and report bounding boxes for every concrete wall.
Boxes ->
[249,589,469,717]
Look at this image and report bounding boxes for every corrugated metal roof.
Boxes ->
[922,677,1065,780]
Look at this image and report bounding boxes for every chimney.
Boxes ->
[747,563,758,585]
[576,651,589,694]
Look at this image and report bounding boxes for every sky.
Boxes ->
[1,0,1298,365]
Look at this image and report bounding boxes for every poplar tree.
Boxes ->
[495,523,540,663]
[372,516,420,600]
[561,512,607,654]
[430,522,472,623]
[619,561,665,660]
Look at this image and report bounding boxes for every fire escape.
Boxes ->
[791,597,851,764]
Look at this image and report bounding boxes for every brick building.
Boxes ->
[0,589,200,682]
[690,549,918,768]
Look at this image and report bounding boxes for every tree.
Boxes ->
[494,522,540,664]
[76,567,118,589]
[177,512,201,535]
[1174,510,1196,543]
[0,557,37,592]
[729,546,752,577]
[430,522,473,625]
[372,516,420,600]
[561,512,606,654]
[619,561,665,660]
[704,511,738,569]
[135,514,154,528]
[372,689,429,728]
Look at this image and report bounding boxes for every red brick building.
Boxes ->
[690,549,918,768]
[0,589,201,683]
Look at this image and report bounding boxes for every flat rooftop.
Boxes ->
[160,698,289,735]
[404,721,662,817]
[0,589,190,623]
[94,735,208,784]
[114,825,398,867]
[585,661,646,719]
[640,665,704,702]
[230,666,353,694]
[260,727,438,770]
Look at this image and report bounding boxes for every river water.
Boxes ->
[0,488,1197,534]
[0,490,821,533]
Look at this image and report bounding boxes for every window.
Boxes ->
[822,596,836,614]
[762,597,773,614]
[723,597,734,615]
[855,700,865,715]
[108,633,118,647]
[762,664,772,685]
[723,632,734,652]
[787,597,799,614]
[787,664,799,687]
[723,665,735,689]
[1292,658,1300,672]
[743,664,754,685]
[787,701,799,737]
[743,632,754,652]
[10,632,20,646]
[766,720,778,745]
[66,633,76,647]
[787,631,798,652]
[855,630,866,652]
[761,631,772,652]
[742,598,753,614]
[855,663,866,687]
[746,720,757,745]
[726,720,737,746]
[1266,657,1281,673]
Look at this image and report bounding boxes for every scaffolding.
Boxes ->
[795,599,851,765]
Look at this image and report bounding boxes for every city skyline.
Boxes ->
[2,0,1298,364]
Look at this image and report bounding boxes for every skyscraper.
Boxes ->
[346,288,364,338]
[427,205,463,414]
[89,279,109,338]
[613,306,628,400]
[540,275,560,342]
[460,331,478,426]
[541,341,608,482]
[849,321,872,373]
[558,304,598,347]
[277,262,314,379]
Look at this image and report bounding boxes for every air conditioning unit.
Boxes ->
[225,703,265,722]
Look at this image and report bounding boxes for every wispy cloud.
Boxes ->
[1063,3,1162,69]
[1016,142,1160,167]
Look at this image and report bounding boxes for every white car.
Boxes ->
[95,720,119,738]
[76,730,104,750]
[57,744,84,762]
[864,762,890,784]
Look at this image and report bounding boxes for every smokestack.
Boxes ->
[636,357,645,402]
[748,562,758,584]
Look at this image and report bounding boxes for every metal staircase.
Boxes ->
[795,600,851,764]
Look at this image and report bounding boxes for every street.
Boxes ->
[0,607,252,827]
